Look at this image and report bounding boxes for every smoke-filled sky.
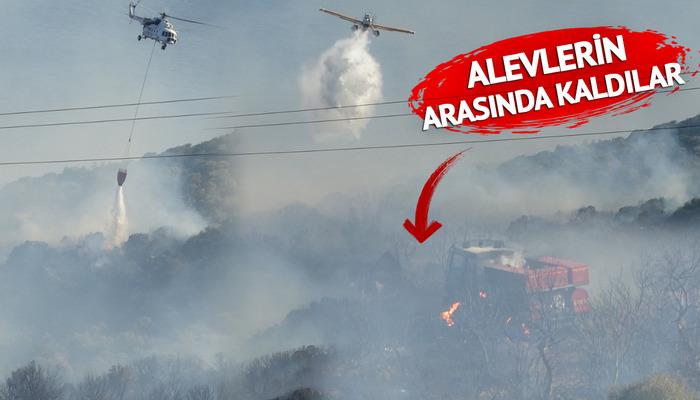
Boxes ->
[1,0,700,212]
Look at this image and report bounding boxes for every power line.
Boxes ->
[0,122,697,167]
[0,95,239,117]
[0,72,694,119]
[1,86,699,133]
[208,99,407,119]
[210,86,700,121]
[213,87,700,130]
[215,113,412,130]
[0,110,233,131]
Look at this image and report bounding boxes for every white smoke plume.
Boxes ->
[300,31,383,141]
[105,186,128,249]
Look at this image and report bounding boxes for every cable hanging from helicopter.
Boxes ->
[119,38,156,187]
[119,1,218,186]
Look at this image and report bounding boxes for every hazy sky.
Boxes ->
[1,0,700,211]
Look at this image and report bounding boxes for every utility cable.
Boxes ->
[0,95,238,117]
[0,122,697,167]
[0,86,699,132]
[0,71,695,120]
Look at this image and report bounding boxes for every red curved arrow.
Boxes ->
[403,148,470,243]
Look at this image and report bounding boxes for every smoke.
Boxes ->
[300,31,383,141]
[0,158,207,257]
[105,186,128,249]
[429,130,700,229]
[0,121,696,391]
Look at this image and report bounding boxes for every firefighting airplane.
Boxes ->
[319,8,415,36]
[128,2,213,50]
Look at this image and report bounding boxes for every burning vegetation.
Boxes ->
[441,302,461,327]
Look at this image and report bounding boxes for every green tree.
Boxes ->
[609,374,695,400]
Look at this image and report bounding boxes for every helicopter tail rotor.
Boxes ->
[128,0,143,22]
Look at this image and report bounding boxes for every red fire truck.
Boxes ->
[446,240,590,325]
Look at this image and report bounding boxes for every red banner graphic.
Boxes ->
[409,27,696,134]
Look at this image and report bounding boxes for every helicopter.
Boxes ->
[319,8,415,36]
[128,2,213,50]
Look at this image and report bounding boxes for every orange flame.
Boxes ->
[521,323,531,336]
[441,302,461,327]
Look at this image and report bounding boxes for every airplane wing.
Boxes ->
[372,23,415,35]
[319,8,362,25]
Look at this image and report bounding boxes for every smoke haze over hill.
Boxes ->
[0,115,698,398]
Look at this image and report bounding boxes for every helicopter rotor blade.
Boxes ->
[163,14,222,27]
